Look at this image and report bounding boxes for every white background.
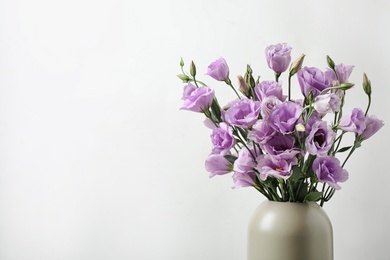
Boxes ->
[0,0,389,259]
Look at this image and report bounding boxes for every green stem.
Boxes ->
[365,94,371,116]
[288,74,292,101]
[342,145,356,168]
[225,78,241,99]
[275,72,281,82]
[287,179,295,202]
[332,131,345,155]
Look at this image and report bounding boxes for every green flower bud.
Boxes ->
[180,57,184,67]
[190,60,196,77]
[289,54,305,76]
[177,74,190,82]
[339,82,354,91]
[363,72,372,96]
[326,55,335,70]
[237,75,250,97]
[244,65,255,88]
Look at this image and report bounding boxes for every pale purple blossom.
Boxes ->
[262,133,301,160]
[232,171,257,189]
[209,122,235,153]
[339,108,366,135]
[180,83,214,112]
[325,63,354,84]
[360,114,384,140]
[254,80,285,103]
[298,67,331,97]
[312,156,349,190]
[256,154,297,180]
[305,120,336,156]
[206,57,230,81]
[265,43,292,73]
[205,151,232,178]
[268,101,303,134]
[260,96,283,120]
[248,120,276,145]
[233,146,258,174]
[314,93,341,114]
[224,99,261,128]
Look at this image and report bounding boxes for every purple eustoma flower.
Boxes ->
[206,57,230,81]
[339,108,366,135]
[180,83,215,112]
[262,133,301,160]
[254,80,285,103]
[268,101,303,134]
[233,146,258,174]
[260,96,282,120]
[298,67,331,97]
[205,151,232,178]
[256,154,297,180]
[313,93,341,115]
[325,63,354,84]
[208,122,236,153]
[305,120,336,157]
[224,99,261,128]
[360,114,384,140]
[265,43,292,73]
[232,171,257,189]
[248,120,276,145]
[312,156,349,190]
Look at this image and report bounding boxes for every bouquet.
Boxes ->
[178,43,384,206]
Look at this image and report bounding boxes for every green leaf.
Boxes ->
[304,192,322,202]
[210,99,222,122]
[290,166,305,183]
[224,155,237,164]
[236,127,248,140]
[296,182,309,202]
[336,146,352,153]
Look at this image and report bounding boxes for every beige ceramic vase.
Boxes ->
[247,200,333,260]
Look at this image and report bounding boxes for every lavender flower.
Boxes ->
[260,96,282,120]
[224,99,261,128]
[312,156,349,190]
[339,108,366,135]
[298,67,331,97]
[268,101,303,134]
[265,43,292,73]
[233,146,258,174]
[313,93,341,115]
[256,154,297,180]
[209,122,236,153]
[248,120,276,145]
[205,151,232,177]
[360,114,384,140]
[254,80,285,103]
[325,63,354,84]
[262,133,301,160]
[180,83,215,112]
[206,57,230,81]
[306,120,336,157]
[232,171,257,189]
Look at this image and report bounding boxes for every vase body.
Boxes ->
[247,200,333,260]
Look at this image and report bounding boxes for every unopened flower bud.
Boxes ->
[244,65,255,88]
[237,75,250,97]
[289,54,305,76]
[363,72,371,96]
[339,82,354,91]
[180,57,184,67]
[326,55,335,70]
[177,74,190,82]
[295,123,306,132]
[190,60,196,77]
